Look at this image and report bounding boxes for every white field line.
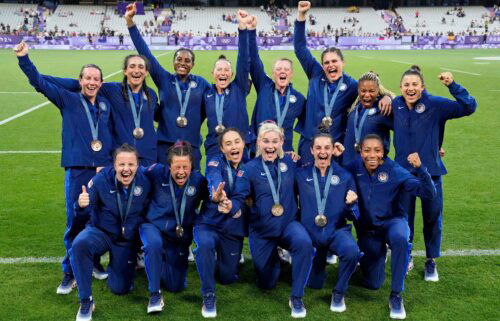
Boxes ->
[0,249,499,264]
[0,52,171,126]
[390,60,413,65]
[0,91,38,94]
[0,150,60,154]
[439,67,481,76]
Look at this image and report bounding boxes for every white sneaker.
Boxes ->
[76,296,95,321]
[278,247,292,264]
[407,256,414,273]
[326,254,338,265]
[424,259,439,282]
[57,273,76,294]
[239,254,245,264]
[147,291,164,314]
[188,246,195,262]
[330,292,346,312]
[389,293,406,319]
[289,296,306,318]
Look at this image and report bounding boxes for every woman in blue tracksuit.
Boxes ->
[345,134,436,320]
[393,66,477,281]
[194,128,248,318]
[71,144,151,321]
[296,133,360,313]
[343,72,394,166]
[293,1,392,165]
[125,2,210,169]
[223,122,313,319]
[41,54,159,166]
[140,141,207,314]
[247,15,305,153]
[14,41,113,295]
[203,12,252,161]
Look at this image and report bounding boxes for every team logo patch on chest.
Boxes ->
[415,103,426,113]
[189,81,197,88]
[133,186,143,196]
[225,88,230,95]
[186,185,196,196]
[339,83,347,91]
[378,172,389,183]
[331,175,340,185]
[368,108,377,116]
[99,102,107,112]
[289,95,297,103]
[280,162,288,172]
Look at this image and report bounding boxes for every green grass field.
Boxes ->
[0,48,499,320]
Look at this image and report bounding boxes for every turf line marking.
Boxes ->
[439,67,480,76]
[390,60,413,65]
[0,91,38,94]
[1,249,499,264]
[0,52,171,126]
[0,150,60,154]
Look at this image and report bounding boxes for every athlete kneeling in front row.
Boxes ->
[71,144,152,321]
[140,141,207,314]
[194,128,249,318]
[221,122,314,318]
[345,134,436,319]
[296,133,360,313]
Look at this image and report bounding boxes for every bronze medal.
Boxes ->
[314,214,328,227]
[175,225,184,238]
[215,124,225,134]
[90,139,102,152]
[271,204,284,217]
[133,127,144,139]
[321,116,333,128]
[354,143,360,152]
[176,116,188,127]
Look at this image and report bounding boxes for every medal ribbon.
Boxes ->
[215,92,225,127]
[312,165,334,215]
[323,77,344,120]
[273,87,290,127]
[169,175,190,227]
[354,103,370,145]
[115,177,136,224]
[127,86,144,130]
[79,94,99,141]
[225,160,235,191]
[261,159,281,206]
[174,79,192,119]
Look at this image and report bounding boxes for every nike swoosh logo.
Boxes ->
[207,94,214,98]
[357,173,363,176]
[398,106,405,109]
[161,183,168,187]
[260,172,266,176]
[306,178,313,182]
[230,252,239,256]
[109,190,116,193]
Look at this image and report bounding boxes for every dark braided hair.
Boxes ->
[121,55,153,111]
[166,141,194,166]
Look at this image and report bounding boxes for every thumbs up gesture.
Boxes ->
[78,185,90,208]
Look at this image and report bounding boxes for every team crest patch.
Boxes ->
[368,108,377,116]
[237,170,244,177]
[330,175,340,185]
[339,83,347,91]
[87,179,93,188]
[289,95,297,103]
[190,81,197,88]
[186,185,196,196]
[208,161,219,167]
[225,88,230,95]
[280,162,288,172]
[378,172,389,183]
[415,103,426,113]
[99,102,107,112]
[133,186,143,196]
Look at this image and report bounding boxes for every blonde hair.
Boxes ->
[255,122,285,159]
[349,71,395,113]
